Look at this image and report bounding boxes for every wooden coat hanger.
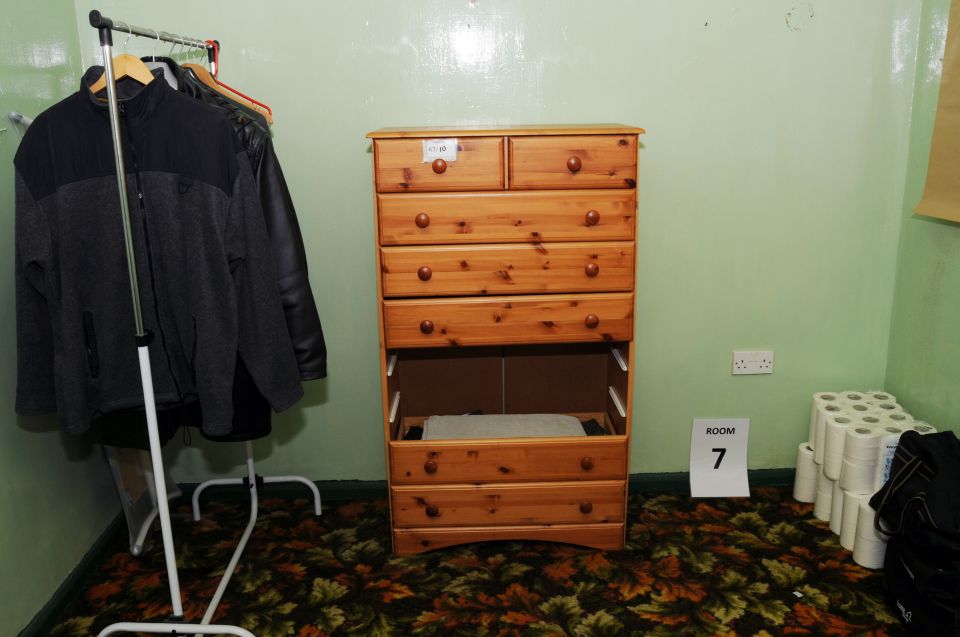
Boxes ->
[182,62,273,124]
[88,53,155,94]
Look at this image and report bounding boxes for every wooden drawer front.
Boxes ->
[390,436,627,484]
[391,481,625,527]
[378,190,635,245]
[509,135,637,190]
[375,137,504,192]
[384,293,634,348]
[381,242,634,297]
[394,523,625,554]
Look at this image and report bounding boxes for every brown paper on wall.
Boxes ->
[916,0,960,223]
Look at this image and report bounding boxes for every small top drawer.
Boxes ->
[509,135,637,190]
[375,137,505,192]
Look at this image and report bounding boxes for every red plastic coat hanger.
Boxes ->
[204,39,273,121]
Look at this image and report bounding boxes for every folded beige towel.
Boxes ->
[422,414,585,440]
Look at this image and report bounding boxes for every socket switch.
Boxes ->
[732,350,774,375]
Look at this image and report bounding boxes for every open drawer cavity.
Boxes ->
[385,342,630,484]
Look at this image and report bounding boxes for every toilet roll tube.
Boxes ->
[793,443,818,503]
[881,412,913,426]
[873,426,904,491]
[829,479,844,534]
[853,498,888,569]
[815,403,845,464]
[823,415,853,480]
[808,392,841,447]
[814,467,835,521]
[841,391,866,406]
[872,402,902,414]
[839,490,862,550]
[862,391,896,404]
[839,426,883,493]
[843,426,882,459]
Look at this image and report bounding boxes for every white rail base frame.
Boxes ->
[97,623,255,637]
[192,441,321,626]
[192,453,322,521]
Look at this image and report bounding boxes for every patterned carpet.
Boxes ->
[51,486,904,636]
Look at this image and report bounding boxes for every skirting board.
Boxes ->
[181,470,794,501]
[19,469,795,637]
[632,468,794,493]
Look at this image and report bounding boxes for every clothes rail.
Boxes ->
[89,9,249,637]
[88,10,219,74]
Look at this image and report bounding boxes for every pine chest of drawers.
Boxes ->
[367,124,643,555]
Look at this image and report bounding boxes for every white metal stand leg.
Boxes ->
[189,444,321,630]
[132,504,162,556]
[198,442,259,627]
[192,479,244,521]
[264,476,322,516]
[138,348,185,615]
[192,454,322,521]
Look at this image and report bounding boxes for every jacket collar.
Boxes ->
[81,66,168,121]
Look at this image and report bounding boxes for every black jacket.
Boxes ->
[173,62,327,380]
[14,69,303,435]
[90,61,327,446]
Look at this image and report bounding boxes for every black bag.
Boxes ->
[870,430,960,539]
[870,430,960,635]
[884,537,960,636]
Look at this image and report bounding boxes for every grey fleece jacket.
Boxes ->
[14,68,303,435]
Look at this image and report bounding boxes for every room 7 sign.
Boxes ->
[689,418,750,497]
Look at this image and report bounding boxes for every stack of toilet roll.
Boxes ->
[793,390,937,569]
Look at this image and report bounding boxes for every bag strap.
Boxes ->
[874,456,924,536]
[881,493,927,537]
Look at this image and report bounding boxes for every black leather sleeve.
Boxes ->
[178,67,327,379]
[253,136,327,380]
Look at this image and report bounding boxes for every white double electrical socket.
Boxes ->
[732,350,774,375]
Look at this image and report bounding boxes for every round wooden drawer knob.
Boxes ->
[424,460,438,474]
[579,501,593,514]
[417,266,433,281]
[415,212,431,228]
[580,457,594,470]
[419,320,434,335]
[425,505,440,518]
[584,210,600,226]
[432,158,447,174]
[584,314,600,329]
[585,263,600,278]
[567,156,582,173]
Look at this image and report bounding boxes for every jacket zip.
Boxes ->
[120,102,184,401]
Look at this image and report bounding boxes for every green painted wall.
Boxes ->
[0,0,119,630]
[3,0,950,625]
[70,0,922,481]
[886,0,960,432]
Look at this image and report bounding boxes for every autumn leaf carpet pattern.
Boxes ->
[51,487,904,636]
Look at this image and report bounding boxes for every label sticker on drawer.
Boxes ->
[422,138,458,163]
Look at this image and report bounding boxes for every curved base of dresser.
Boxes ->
[393,523,625,555]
